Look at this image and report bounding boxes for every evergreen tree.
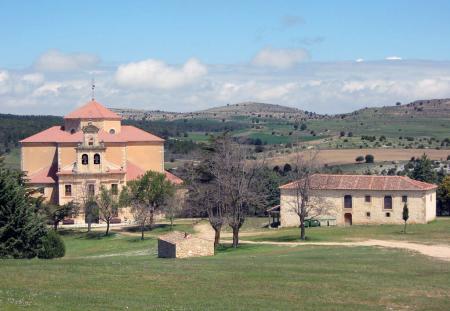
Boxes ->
[0,159,47,258]
[408,154,437,183]
[402,203,409,234]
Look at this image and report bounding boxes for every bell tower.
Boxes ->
[74,122,106,174]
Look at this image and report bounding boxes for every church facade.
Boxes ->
[20,100,182,224]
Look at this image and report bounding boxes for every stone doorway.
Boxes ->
[344,213,352,226]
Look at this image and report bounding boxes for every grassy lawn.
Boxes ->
[240,217,450,245]
[1,225,450,310]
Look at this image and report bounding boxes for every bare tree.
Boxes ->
[78,181,98,233]
[96,185,122,236]
[287,149,331,240]
[186,161,225,248]
[163,187,185,230]
[209,135,263,248]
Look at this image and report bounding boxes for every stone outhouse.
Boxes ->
[157,231,214,258]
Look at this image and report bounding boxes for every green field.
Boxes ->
[1,220,450,310]
[242,218,450,244]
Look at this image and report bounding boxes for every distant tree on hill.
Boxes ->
[300,123,307,131]
[365,154,375,163]
[340,131,345,137]
[283,163,292,174]
[355,156,365,163]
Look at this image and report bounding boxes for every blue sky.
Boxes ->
[1,0,450,114]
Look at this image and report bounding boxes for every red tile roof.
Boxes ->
[164,170,184,185]
[26,164,57,184]
[280,174,437,191]
[126,161,183,185]
[126,161,145,181]
[20,125,163,143]
[64,100,121,120]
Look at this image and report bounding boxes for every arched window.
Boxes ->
[344,195,352,209]
[81,154,88,165]
[94,153,101,164]
[384,196,392,209]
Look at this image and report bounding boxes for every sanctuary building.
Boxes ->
[20,100,182,224]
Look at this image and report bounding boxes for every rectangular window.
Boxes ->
[384,196,393,209]
[88,184,95,196]
[402,195,408,203]
[385,212,391,217]
[65,185,72,196]
[38,187,45,194]
[344,195,352,209]
[366,212,371,217]
[365,195,371,203]
[111,184,118,195]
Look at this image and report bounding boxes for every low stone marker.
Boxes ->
[157,231,214,258]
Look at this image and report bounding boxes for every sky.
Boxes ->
[1,0,450,115]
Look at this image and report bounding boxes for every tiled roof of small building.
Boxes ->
[20,125,164,143]
[64,100,121,120]
[280,174,437,191]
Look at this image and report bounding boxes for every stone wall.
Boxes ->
[280,189,436,227]
[175,237,214,258]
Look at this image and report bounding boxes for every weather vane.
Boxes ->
[91,78,96,101]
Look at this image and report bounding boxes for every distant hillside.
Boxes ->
[113,101,324,121]
[345,98,450,119]
[201,102,300,114]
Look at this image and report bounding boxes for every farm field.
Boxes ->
[1,219,450,310]
[267,148,450,166]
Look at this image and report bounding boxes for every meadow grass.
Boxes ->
[241,217,450,244]
[1,220,450,310]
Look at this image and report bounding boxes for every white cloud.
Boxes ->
[115,58,207,89]
[257,82,297,100]
[355,58,364,63]
[32,82,62,97]
[22,73,45,84]
[252,47,310,69]
[0,70,10,83]
[34,50,100,72]
[2,58,450,115]
[385,56,402,61]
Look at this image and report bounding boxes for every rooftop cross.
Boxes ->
[91,78,96,101]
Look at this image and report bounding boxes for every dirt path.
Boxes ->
[193,223,450,262]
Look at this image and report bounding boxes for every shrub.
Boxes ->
[365,154,375,163]
[38,230,65,259]
[356,156,365,163]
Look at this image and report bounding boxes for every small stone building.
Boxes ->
[279,174,437,227]
[158,231,214,258]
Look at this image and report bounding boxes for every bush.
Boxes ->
[38,230,65,259]
[365,154,375,163]
[355,155,365,163]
